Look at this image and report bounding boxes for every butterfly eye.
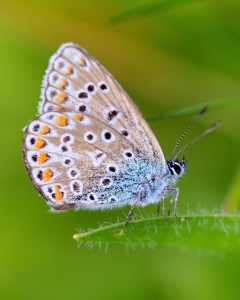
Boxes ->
[167,160,184,176]
[173,164,181,175]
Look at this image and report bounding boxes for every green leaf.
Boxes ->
[73,214,240,254]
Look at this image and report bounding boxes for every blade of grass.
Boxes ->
[110,0,198,23]
[146,97,240,121]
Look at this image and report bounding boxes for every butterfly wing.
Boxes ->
[23,43,166,210]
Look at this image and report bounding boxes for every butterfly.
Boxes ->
[22,43,220,227]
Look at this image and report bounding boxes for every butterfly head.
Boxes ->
[165,104,220,181]
[167,155,187,179]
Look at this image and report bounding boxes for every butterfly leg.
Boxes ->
[156,185,169,222]
[156,186,179,221]
[124,187,144,228]
[167,187,179,218]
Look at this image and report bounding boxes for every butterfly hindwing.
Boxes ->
[22,109,142,210]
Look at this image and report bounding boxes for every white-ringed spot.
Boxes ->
[98,81,109,93]
[119,128,131,139]
[76,103,88,113]
[108,196,118,203]
[67,168,80,179]
[107,110,119,122]
[103,107,121,124]
[32,123,40,132]
[87,193,98,201]
[61,157,74,167]
[70,180,83,195]
[101,130,115,143]
[77,89,91,101]
[122,149,134,160]
[84,82,97,95]
[84,131,97,143]
[60,133,74,144]
[55,58,65,70]
[60,144,72,153]
[43,103,62,113]
[106,164,119,174]
[100,177,112,188]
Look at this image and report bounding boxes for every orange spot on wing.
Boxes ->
[78,57,86,67]
[56,92,67,104]
[42,169,52,182]
[65,66,73,75]
[35,138,46,149]
[55,115,68,126]
[54,185,63,201]
[74,114,83,121]
[58,78,68,90]
[37,152,49,164]
[39,125,50,135]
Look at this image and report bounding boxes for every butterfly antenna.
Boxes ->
[171,104,209,158]
[173,120,221,160]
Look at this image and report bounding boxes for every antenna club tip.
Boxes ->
[210,120,221,130]
[200,104,209,115]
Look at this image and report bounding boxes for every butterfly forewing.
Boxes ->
[39,43,164,161]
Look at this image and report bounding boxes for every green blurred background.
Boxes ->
[1,0,240,299]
